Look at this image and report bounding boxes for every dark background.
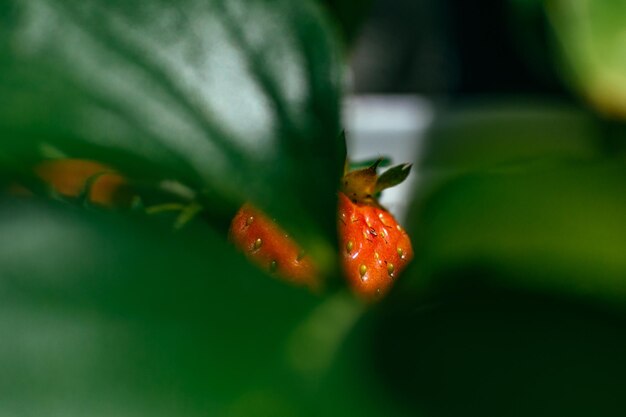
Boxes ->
[348,0,564,96]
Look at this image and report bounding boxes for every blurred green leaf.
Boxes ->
[407,100,626,306]
[0,0,343,269]
[420,99,603,176]
[388,99,626,415]
[317,0,373,45]
[0,197,333,416]
[407,160,626,309]
[312,306,417,417]
[375,288,626,417]
[545,0,626,119]
[507,0,560,88]
[312,276,626,417]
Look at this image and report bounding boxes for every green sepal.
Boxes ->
[375,163,412,194]
[348,156,392,171]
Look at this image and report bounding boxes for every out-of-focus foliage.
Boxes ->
[318,0,373,45]
[544,0,626,119]
[0,197,323,416]
[410,160,626,308]
[507,0,560,89]
[0,0,343,268]
[407,99,626,307]
[3,0,626,416]
[0,0,352,414]
[419,99,603,174]
[373,288,626,417]
[384,98,626,416]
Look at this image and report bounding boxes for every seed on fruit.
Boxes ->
[387,263,395,277]
[346,240,354,253]
[246,216,254,226]
[397,247,404,259]
[359,264,367,278]
[253,238,262,250]
[269,260,277,272]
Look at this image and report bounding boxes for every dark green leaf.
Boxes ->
[317,0,374,45]
[0,0,343,269]
[375,288,626,417]
[0,197,331,415]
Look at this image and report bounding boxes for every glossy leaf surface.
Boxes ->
[0,0,343,266]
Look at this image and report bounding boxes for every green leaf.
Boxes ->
[317,0,374,45]
[0,0,343,270]
[545,0,626,119]
[314,281,626,417]
[419,98,604,176]
[0,197,331,416]
[373,288,626,417]
[406,160,626,309]
[406,100,626,305]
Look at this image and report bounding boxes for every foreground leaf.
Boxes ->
[0,198,328,416]
[0,0,343,268]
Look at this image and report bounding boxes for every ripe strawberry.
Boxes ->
[229,159,413,300]
[228,203,319,290]
[338,160,413,300]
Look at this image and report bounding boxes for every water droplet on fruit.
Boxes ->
[253,238,262,250]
